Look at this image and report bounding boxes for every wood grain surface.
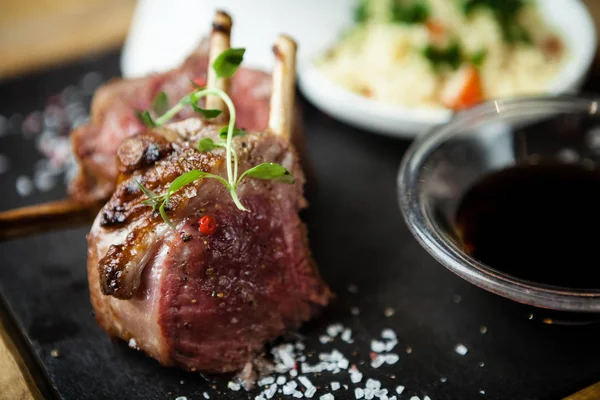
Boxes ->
[0,0,137,80]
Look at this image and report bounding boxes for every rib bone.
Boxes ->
[206,10,232,115]
[268,35,297,140]
[0,199,103,241]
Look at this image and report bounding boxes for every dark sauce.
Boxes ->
[455,163,600,289]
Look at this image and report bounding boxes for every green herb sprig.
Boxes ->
[391,0,430,24]
[463,0,532,45]
[135,48,294,228]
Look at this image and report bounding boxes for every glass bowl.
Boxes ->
[398,95,600,318]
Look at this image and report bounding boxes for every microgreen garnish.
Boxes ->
[152,91,170,115]
[354,0,369,23]
[219,126,245,139]
[213,48,246,78]
[391,0,430,24]
[136,47,294,228]
[135,110,157,127]
[470,49,488,67]
[463,0,532,45]
[197,137,224,152]
[423,41,463,71]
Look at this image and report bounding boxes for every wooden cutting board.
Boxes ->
[0,0,136,80]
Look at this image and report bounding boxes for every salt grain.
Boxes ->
[385,340,398,352]
[259,377,275,386]
[228,381,241,391]
[479,326,488,334]
[355,388,365,399]
[424,396,432,400]
[440,378,447,383]
[396,386,405,394]
[293,391,303,398]
[320,335,332,344]
[371,340,386,353]
[277,376,287,385]
[350,366,363,383]
[203,393,210,399]
[341,328,353,343]
[381,329,396,340]
[326,324,344,337]
[320,394,334,400]
[480,390,485,395]
[410,397,420,400]
[479,361,485,367]
[384,308,395,317]
[265,384,278,399]
[128,338,137,349]
[370,355,385,368]
[16,175,34,196]
[50,349,60,358]
[331,382,340,391]
[455,344,468,356]
[175,397,188,400]
[305,386,317,398]
[298,376,314,390]
[385,354,399,365]
[366,379,381,390]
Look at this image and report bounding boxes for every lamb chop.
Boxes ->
[0,11,306,241]
[87,24,331,374]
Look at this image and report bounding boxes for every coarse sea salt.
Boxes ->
[228,381,241,391]
[331,382,341,391]
[455,344,468,356]
[264,384,278,399]
[305,386,317,398]
[16,175,33,196]
[320,394,334,400]
[396,386,405,394]
[371,340,386,353]
[355,388,365,399]
[259,376,275,386]
[203,393,210,399]
[350,366,363,383]
[175,397,188,400]
[277,376,287,385]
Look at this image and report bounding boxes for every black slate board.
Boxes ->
[2,50,600,400]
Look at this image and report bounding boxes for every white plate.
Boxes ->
[297,0,597,138]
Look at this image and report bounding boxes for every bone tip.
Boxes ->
[273,35,297,59]
[213,10,232,33]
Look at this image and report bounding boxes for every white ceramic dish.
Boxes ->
[297,0,597,138]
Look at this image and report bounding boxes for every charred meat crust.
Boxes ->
[117,132,174,174]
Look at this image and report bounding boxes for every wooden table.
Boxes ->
[0,0,136,80]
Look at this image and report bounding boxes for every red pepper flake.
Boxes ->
[199,215,217,235]
[369,352,377,361]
